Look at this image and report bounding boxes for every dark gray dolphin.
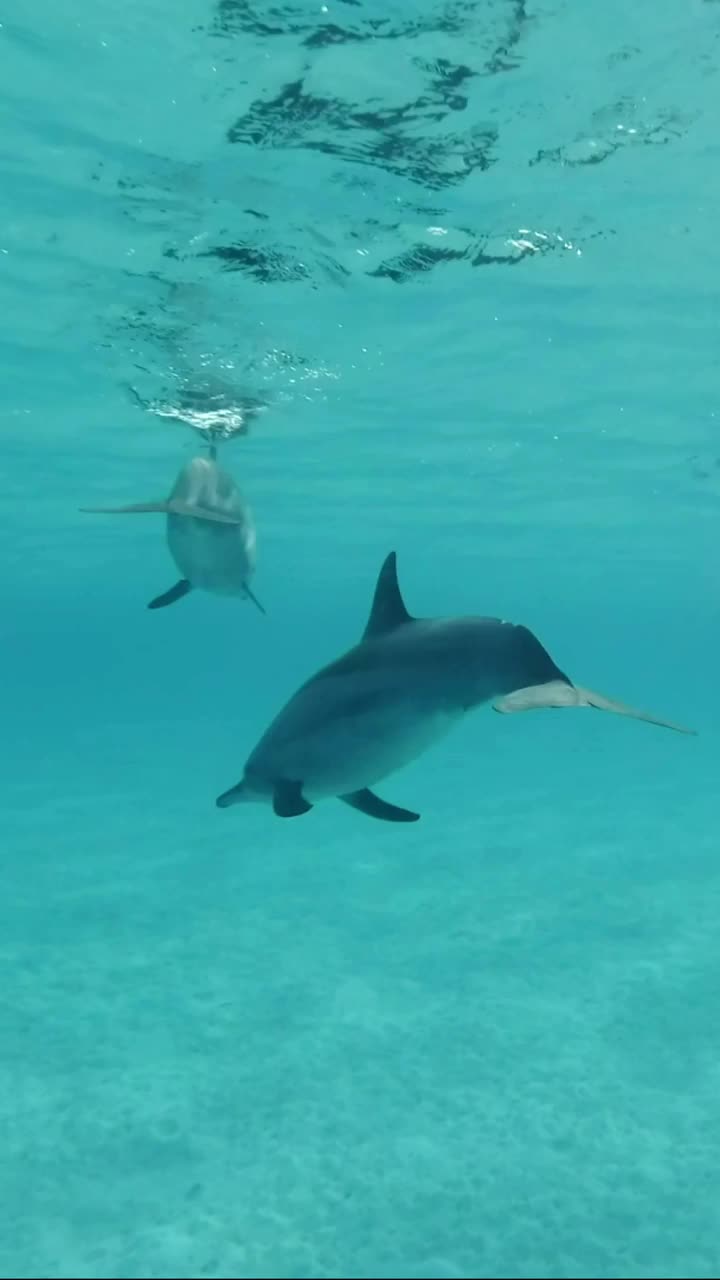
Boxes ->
[215,552,694,823]
[81,453,264,613]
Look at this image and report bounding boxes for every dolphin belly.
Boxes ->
[166,513,254,595]
[246,682,464,801]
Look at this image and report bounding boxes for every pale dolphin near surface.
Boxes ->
[81,453,264,612]
[215,552,695,823]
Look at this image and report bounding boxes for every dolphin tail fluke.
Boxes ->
[80,501,170,514]
[243,584,266,615]
[492,679,696,735]
[80,499,244,526]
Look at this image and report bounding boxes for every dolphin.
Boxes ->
[81,452,264,612]
[215,552,694,823]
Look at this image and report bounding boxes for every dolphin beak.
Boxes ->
[215,781,246,808]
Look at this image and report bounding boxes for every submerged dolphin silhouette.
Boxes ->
[215,552,694,823]
[81,454,264,612]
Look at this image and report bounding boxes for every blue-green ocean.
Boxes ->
[2,2,719,1276]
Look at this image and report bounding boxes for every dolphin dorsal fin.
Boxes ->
[362,552,414,640]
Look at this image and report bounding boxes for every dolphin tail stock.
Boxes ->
[492,679,696,736]
[165,500,244,525]
[79,500,244,525]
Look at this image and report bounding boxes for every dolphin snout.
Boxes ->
[216,781,245,807]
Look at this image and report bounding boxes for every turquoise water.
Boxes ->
[2,1,720,1276]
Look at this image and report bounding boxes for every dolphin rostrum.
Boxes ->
[215,552,694,823]
[81,453,264,612]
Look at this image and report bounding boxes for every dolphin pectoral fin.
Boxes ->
[493,679,696,735]
[147,579,192,610]
[243,584,266,615]
[340,788,420,823]
[79,501,170,514]
[273,780,313,818]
